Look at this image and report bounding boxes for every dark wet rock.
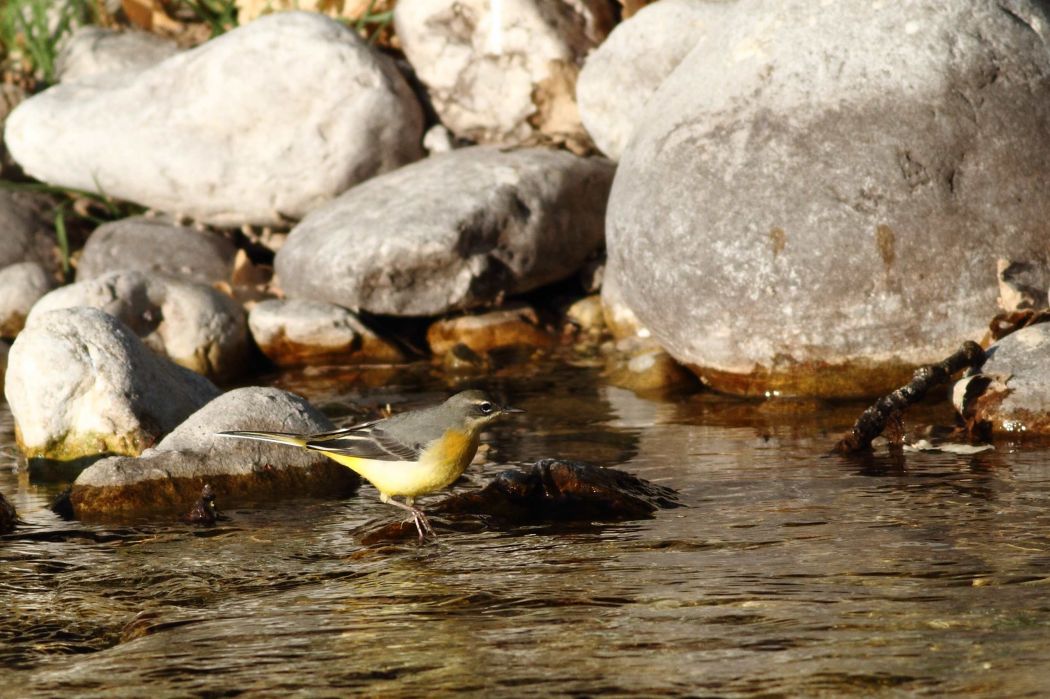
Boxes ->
[442,343,489,372]
[276,146,614,316]
[248,298,404,367]
[359,459,680,543]
[394,0,612,145]
[5,12,423,227]
[577,0,723,160]
[427,305,554,356]
[183,484,221,524]
[0,262,56,338]
[0,491,17,534]
[5,307,220,464]
[606,0,1050,398]
[0,190,58,271]
[29,270,248,379]
[76,217,236,286]
[70,387,359,520]
[954,324,1050,435]
[56,26,179,83]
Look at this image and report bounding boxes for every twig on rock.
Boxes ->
[833,341,985,454]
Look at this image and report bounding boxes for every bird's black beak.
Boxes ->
[501,405,526,414]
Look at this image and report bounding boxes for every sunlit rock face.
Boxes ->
[5,308,220,464]
[954,324,1050,435]
[606,0,1050,398]
[577,0,732,160]
[29,271,249,381]
[276,146,613,316]
[394,0,612,145]
[5,12,423,226]
[69,387,359,520]
[248,299,404,367]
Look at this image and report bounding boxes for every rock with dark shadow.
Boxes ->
[29,270,249,380]
[0,491,17,534]
[359,459,680,544]
[69,387,360,520]
[276,146,613,316]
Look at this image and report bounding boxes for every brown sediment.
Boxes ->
[427,308,555,356]
[70,461,360,521]
[769,227,786,257]
[689,358,921,400]
[258,327,405,367]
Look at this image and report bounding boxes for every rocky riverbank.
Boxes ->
[2,1,1049,521]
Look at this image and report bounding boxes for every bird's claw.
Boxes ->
[410,508,436,543]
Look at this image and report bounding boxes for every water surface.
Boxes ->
[3,363,1050,697]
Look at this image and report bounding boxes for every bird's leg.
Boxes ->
[380,494,436,542]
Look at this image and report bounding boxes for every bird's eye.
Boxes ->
[478,402,494,414]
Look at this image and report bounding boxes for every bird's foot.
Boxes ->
[410,508,436,543]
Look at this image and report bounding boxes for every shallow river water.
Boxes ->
[3,361,1050,697]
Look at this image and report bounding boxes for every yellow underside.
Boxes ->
[320,428,478,499]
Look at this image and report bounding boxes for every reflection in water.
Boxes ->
[3,364,1050,696]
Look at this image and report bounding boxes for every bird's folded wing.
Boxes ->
[304,423,422,461]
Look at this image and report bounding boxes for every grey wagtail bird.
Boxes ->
[218,390,524,541]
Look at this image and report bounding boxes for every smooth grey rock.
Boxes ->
[0,262,56,338]
[394,0,611,144]
[56,26,179,83]
[576,0,729,160]
[5,12,424,226]
[248,298,404,366]
[607,0,1050,398]
[276,146,614,316]
[954,324,1050,435]
[69,386,360,518]
[76,216,236,285]
[29,270,248,379]
[5,307,220,462]
[0,191,56,270]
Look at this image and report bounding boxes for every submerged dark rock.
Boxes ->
[183,484,221,525]
[359,459,680,544]
[0,491,17,534]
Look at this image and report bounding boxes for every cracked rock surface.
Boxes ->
[606,0,1050,398]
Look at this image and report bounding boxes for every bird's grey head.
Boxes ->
[444,390,525,426]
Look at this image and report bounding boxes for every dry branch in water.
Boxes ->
[833,341,985,454]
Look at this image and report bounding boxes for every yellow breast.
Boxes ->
[323,428,479,499]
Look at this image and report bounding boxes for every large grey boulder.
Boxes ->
[29,270,248,380]
[606,0,1050,398]
[576,0,729,160]
[954,324,1050,435]
[277,146,614,316]
[55,26,179,83]
[76,216,236,285]
[69,387,359,519]
[5,307,220,463]
[248,298,404,366]
[394,0,612,144]
[5,12,424,226]
[0,262,56,338]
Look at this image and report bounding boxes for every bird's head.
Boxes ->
[444,390,525,432]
